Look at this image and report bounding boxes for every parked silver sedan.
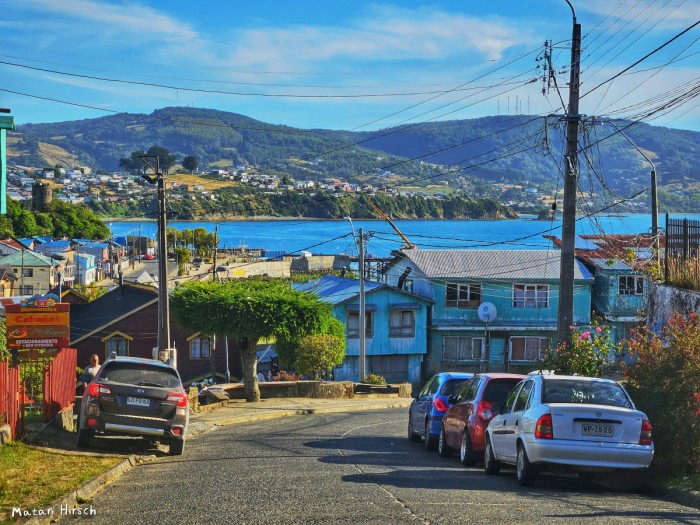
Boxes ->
[484,373,654,486]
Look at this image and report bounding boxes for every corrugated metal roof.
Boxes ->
[399,250,593,281]
[294,275,385,305]
[587,257,633,271]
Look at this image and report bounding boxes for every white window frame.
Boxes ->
[618,275,644,295]
[509,336,549,361]
[190,336,212,360]
[442,336,485,362]
[445,282,482,309]
[389,309,415,337]
[347,311,374,338]
[513,284,549,308]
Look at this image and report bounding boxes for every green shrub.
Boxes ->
[363,373,386,385]
[294,333,345,381]
[542,323,623,378]
[623,313,700,477]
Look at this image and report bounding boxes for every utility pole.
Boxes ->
[557,0,582,344]
[138,155,171,355]
[358,227,366,382]
[213,223,219,281]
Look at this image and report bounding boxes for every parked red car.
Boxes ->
[438,373,525,465]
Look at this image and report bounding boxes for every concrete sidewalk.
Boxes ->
[189,396,412,435]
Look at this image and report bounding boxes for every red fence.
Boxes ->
[43,348,77,422]
[0,360,20,440]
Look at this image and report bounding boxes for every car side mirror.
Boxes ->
[490,403,503,415]
[411,391,419,399]
[448,394,457,404]
[501,406,512,415]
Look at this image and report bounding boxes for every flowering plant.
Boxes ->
[542,323,623,378]
[273,370,301,382]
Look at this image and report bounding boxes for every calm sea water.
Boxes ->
[108,214,696,258]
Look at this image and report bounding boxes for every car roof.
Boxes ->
[103,355,177,370]
[441,372,474,380]
[539,374,618,384]
[473,372,527,380]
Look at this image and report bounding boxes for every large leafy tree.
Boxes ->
[182,155,198,174]
[171,279,338,401]
[146,145,178,174]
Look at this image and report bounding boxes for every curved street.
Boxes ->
[83,408,699,525]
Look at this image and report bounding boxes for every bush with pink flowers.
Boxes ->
[542,323,624,378]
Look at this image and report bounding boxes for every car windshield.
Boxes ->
[483,379,522,404]
[440,378,470,396]
[100,362,182,389]
[542,379,633,408]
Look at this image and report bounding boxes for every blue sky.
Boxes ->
[2,0,699,131]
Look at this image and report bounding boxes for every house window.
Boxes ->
[347,312,374,338]
[510,337,549,361]
[389,309,415,337]
[445,283,481,308]
[105,337,129,357]
[190,336,212,359]
[443,336,484,362]
[619,275,644,295]
[513,284,549,308]
[22,268,33,278]
[19,285,33,295]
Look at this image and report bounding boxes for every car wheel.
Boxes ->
[170,438,185,456]
[483,436,501,475]
[460,432,477,467]
[76,427,93,448]
[407,414,421,442]
[516,444,538,487]
[577,472,596,482]
[424,419,437,451]
[438,426,452,457]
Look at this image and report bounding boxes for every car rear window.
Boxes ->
[483,379,522,404]
[543,379,633,408]
[100,362,182,389]
[440,378,470,396]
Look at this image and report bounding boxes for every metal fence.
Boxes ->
[665,215,700,283]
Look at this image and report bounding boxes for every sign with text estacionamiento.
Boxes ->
[6,302,70,350]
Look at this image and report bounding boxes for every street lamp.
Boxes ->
[50,252,68,299]
[604,120,659,246]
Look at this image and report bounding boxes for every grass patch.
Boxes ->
[661,472,700,493]
[0,442,119,524]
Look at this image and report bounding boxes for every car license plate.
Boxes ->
[582,423,613,437]
[127,396,150,407]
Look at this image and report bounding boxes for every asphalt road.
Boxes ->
[82,409,699,525]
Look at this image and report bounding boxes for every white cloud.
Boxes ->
[580,0,700,31]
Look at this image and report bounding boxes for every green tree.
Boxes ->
[147,146,178,174]
[171,279,337,401]
[182,155,198,174]
[294,333,345,380]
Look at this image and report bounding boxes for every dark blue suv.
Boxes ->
[408,372,473,450]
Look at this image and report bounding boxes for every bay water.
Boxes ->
[108,214,693,258]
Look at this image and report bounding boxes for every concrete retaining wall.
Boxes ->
[647,284,700,331]
[222,381,411,400]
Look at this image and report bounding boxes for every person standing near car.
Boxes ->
[80,354,101,388]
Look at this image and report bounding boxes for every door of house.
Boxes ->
[367,355,409,383]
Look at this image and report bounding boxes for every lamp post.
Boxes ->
[50,252,67,298]
[605,120,659,248]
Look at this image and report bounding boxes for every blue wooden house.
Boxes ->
[545,234,651,342]
[381,250,594,376]
[294,275,432,384]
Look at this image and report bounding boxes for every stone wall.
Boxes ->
[647,284,700,331]
[223,381,411,400]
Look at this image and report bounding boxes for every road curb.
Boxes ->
[20,454,154,525]
[201,400,412,428]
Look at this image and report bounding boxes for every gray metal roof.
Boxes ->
[399,250,593,281]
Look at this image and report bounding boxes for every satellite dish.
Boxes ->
[478,302,497,323]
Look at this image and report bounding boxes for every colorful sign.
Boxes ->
[6,301,70,350]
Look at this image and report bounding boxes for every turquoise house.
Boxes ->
[545,234,650,343]
[381,250,594,377]
[294,275,432,385]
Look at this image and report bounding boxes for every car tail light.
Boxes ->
[86,418,97,427]
[433,397,448,412]
[535,414,554,439]
[171,427,183,436]
[477,401,494,421]
[167,392,188,408]
[88,383,111,397]
[639,419,653,445]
